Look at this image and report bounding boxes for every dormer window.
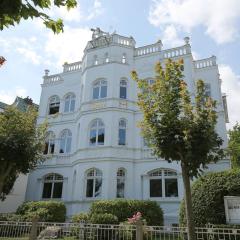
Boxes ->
[122,54,126,64]
[48,95,60,115]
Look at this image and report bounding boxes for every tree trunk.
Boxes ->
[181,163,196,240]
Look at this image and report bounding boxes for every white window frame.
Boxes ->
[89,119,105,146]
[48,95,60,115]
[118,119,127,145]
[149,169,178,198]
[120,79,127,99]
[59,129,72,154]
[92,79,107,100]
[85,168,103,198]
[42,173,63,199]
[64,93,76,113]
[116,168,126,198]
[44,131,55,155]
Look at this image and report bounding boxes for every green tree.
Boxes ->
[228,123,240,168]
[132,59,224,240]
[0,0,77,33]
[0,106,46,200]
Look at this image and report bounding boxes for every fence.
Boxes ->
[1,221,240,240]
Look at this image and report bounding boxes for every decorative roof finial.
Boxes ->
[184,37,190,44]
[44,69,49,76]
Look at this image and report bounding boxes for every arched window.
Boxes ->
[118,119,126,145]
[149,169,178,198]
[43,131,55,155]
[90,119,105,146]
[116,168,125,198]
[93,55,98,65]
[64,93,75,112]
[105,53,109,63]
[120,79,127,99]
[42,173,63,199]
[59,129,72,153]
[122,54,126,64]
[48,95,60,115]
[92,79,107,100]
[86,168,102,198]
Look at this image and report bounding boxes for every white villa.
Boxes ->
[25,28,230,225]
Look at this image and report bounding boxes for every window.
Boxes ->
[64,93,75,112]
[86,168,102,198]
[59,129,72,153]
[43,131,55,155]
[48,95,60,115]
[94,55,98,65]
[118,119,126,145]
[93,80,107,100]
[42,173,63,199]
[205,83,211,97]
[105,53,109,63]
[90,119,105,146]
[122,54,126,64]
[147,79,155,85]
[120,79,127,99]
[149,169,178,198]
[116,168,125,198]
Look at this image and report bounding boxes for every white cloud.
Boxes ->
[161,25,182,47]
[219,64,240,129]
[44,26,92,67]
[0,87,27,104]
[86,0,104,20]
[149,0,240,44]
[17,47,42,65]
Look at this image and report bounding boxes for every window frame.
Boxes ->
[116,168,126,198]
[118,119,127,146]
[42,173,63,199]
[48,95,60,115]
[64,93,76,113]
[59,129,72,154]
[119,79,127,99]
[89,119,105,146]
[149,169,178,198]
[85,168,103,198]
[43,131,55,155]
[92,79,107,100]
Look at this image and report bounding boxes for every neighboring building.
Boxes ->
[0,97,38,213]
[25,28,230,225]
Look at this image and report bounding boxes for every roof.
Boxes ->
[0,96,38,112]
[0,101,9,110]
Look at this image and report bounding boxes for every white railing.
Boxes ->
[43,74,62,84]
[1,221,240,240]
[163,46,189,59]
[112,34,135,47]
[194,56,216,69]
[135,42,163,57]
[63,61,82,72]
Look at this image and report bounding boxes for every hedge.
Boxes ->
[16,201,66,222]
[179,170,240,226]
[89,199,163,226]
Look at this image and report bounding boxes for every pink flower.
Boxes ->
[127,212,142,224]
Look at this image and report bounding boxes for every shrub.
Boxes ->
[72,213,90,223]
[90,213,118,224]
[179,170,240,226]
[16,201,66,222]
[89,199,163,226]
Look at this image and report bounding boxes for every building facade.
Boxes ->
[25,29,229,225]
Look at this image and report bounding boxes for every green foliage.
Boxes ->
[90,213,119,224]
[179,170,240,226]
[89,199,163,226]
[228,123,240,168]
[71,213,90,223]
[132,60,224,178]
[0,106,47,200]
[0,0,77,33]
[16,201,66,222]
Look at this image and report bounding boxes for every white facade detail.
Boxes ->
[25,28,230,225]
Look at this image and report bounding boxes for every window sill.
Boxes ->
[149,197,180,202]
[41,198,62,201]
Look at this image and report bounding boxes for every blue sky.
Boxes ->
[0,0,240,128]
